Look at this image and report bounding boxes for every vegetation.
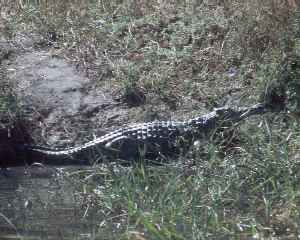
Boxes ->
[0,0,299,239]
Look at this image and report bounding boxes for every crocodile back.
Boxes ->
[23,103,267,165]
[25,121,186,161]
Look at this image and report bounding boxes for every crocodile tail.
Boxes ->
[16,144,90,166]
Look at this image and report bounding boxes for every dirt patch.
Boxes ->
[7,46,128,146]
[12,51,86,115]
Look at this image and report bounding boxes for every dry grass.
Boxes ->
[1,1,296,107]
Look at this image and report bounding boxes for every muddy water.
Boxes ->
[0,166,99,239]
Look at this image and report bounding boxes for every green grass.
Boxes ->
[71,119,299,239]
[1,0,300,239]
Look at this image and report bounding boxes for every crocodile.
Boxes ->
[17,103,268,166]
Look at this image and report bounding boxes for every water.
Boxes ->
[0,166,99,239]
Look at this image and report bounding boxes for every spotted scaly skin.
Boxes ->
[24,103,267,164]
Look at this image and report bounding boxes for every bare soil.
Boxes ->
[4,35,133,148]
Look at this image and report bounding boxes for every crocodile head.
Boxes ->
[215,103,266,122]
